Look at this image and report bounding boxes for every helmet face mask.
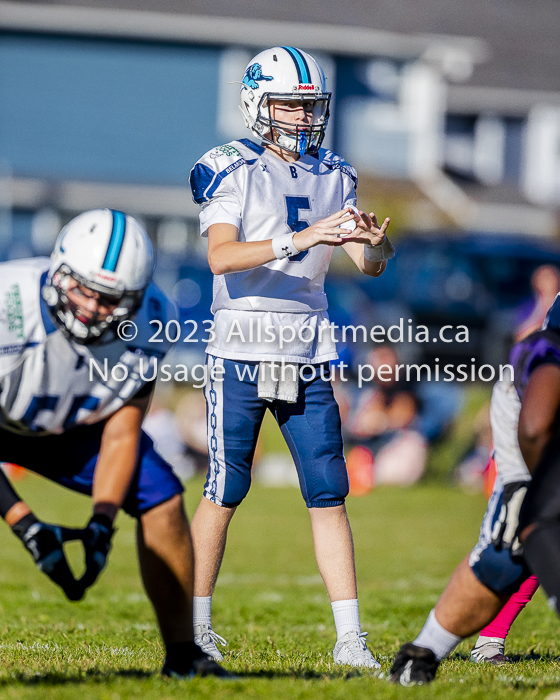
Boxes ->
[44,264,144,345]
[43,209,153,345]
[256,92,331,156]
[239,47,332,157]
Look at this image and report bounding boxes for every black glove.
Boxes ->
[12,513,84,601]
[78,513,115,591]
[491,480,529,557]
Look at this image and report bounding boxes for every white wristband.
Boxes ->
[272,232,300,260]
[363,235,395,262]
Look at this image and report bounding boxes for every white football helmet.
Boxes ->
[239,46,331,156]
[43,209,154,344]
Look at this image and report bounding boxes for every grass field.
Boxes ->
[1,474,559,699]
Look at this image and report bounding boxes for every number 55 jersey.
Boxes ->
[0,258,176,435]
[189,138,358,363]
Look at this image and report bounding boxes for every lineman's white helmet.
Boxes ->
[43,209,154,344]
[239,46,331,156]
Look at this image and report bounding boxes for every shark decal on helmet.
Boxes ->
[242,63,274,90]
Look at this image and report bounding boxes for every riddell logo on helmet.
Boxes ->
[95,272,117,283]
[297,84,315,91]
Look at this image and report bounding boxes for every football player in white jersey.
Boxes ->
[0,209,229,678]
[389,302,560,685]
[189,46,394,668]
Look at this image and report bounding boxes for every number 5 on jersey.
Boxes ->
[285,196,310,263]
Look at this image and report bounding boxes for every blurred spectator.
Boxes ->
[344,346,427,488]
[455,265,560,490]
[454,402,493,490]
[413,380,463,443]
[348,346,418,439]
[174,390,210,473]
[514,265,560,341]
[143,393,198,481]
[342,346,463,491]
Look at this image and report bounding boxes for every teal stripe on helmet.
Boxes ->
[282,46,311,84]
[102,210,126,272]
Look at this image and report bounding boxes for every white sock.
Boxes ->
[474,635,504,648]
[331,599,361,640]
[193,596,212,628]
[414,609,462,661]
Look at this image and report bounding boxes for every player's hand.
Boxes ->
[12,515,85,601]
[342,210,390,247]
[78,513,115,591]
[491,481,528,557]
[292,208,357,251]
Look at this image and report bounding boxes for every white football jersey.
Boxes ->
[189,138,357,362]
[0,258,176,435]
[489,378,530,484]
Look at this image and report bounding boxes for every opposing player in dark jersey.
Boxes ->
[0,209,228,678]
[390,295,560,685]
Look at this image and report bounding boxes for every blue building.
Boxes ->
[1,0,560,276]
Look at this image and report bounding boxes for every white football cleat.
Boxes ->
[194,623,228,662]
[470,637,512,664]
[333,631,381,668]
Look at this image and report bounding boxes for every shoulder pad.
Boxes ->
[208,140,265,161]
[128,282,178,357]
[189,141,261,204]
[511,329,560,400]
[0,258,50,353]
[320,150,358,187]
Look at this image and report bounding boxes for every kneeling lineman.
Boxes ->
[0,209,228,678]
[390,295,560,685]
